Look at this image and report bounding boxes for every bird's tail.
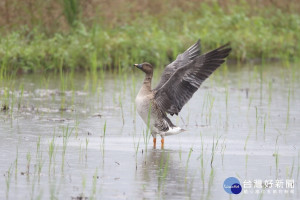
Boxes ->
[164,126,185,136]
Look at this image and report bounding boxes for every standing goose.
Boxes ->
[134,40,231,147]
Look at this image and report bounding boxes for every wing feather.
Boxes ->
[154,40,201,90]
[154,43,231,115]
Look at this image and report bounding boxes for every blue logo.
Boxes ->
[223,177,242,194]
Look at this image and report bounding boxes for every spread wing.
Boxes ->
[154,40,201,90]
[154,43,231,115]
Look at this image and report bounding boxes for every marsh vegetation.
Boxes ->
[0,0,299,73]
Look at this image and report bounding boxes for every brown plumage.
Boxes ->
[134,40,231,147]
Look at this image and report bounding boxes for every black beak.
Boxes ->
[134,64,142,69]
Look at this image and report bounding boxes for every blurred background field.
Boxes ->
[0,0,299,73]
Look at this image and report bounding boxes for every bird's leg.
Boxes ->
[153,137,156,148]
[151,132,157,148]
[161,137,164,148]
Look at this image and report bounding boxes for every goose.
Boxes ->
[134,40,231,147]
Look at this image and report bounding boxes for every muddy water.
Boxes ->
[0,63,299,199]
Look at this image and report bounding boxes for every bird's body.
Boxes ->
[135,82,184,138]
[134,40,231,147]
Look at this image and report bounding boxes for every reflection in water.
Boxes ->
[137,148,203,199]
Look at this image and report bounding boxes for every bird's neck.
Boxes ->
[143,72,153,91]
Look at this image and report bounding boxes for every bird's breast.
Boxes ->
[135,92,154,123]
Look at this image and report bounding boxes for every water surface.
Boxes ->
[0,63,299,199]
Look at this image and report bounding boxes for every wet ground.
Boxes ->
[0,63,299,199]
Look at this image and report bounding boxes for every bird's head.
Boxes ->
[133,62,153,74]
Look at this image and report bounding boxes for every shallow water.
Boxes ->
[0,63,299,199]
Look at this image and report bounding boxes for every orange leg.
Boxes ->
[153,138,156,148]
[161,138,164,148]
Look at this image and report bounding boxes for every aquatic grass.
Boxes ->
[273,131,281,178]
[259,65,264,103]
[286,88,290,129]
[206,167,215,199]
[100,120,107,159]
[61,126,73,171]
[248,95,253,111]
[48,131,56,174]
[79,141,83,162]
[201,92,208,123]
[268,80,272,107]
[83,72,90,92]
[208,93,215,125]
[74,118,80,138]
[1,87,10,112]
[17,83,24,110]
[90,168,98,200]
[179,147,182,162]
[81,174,87,199]
[286,159,295,179]
[34,136,44,180]
[59,57,66,110]
[119,95,125,126]
[185,147,193,183]
[133,133,141,170]
[273,149,279,178]
[26,151,31,176]
[199,132,205,188]
[210,135,221,168]
[9,90,15,119]
[14,146,18,180]
[85,138,89,160]
[255,106,259,139]
[5,164,13,199]
[220,138,226,167]
[36,136,41,158]
[158,152,170,193]
[263,114,267,140]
